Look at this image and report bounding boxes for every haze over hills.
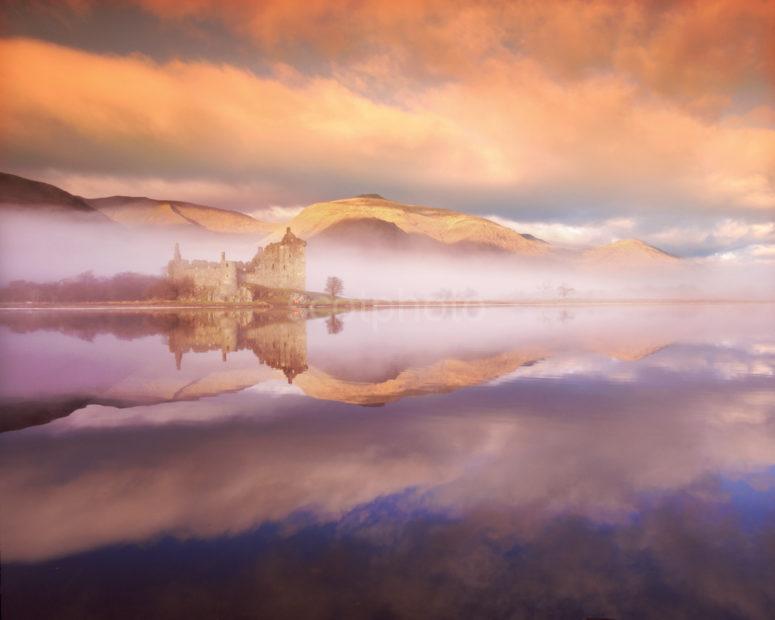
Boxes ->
[0,171,683,265]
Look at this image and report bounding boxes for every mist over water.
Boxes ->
[307,244,775,300]
[2,210,774,300]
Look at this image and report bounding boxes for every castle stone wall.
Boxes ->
[167,228,306,302]
[243,236,305,291]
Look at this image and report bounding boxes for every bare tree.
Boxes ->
[325,276,344,300]
[326,314,344,334]
[557,283,575,298]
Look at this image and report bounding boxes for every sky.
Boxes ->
[0,0,773,258]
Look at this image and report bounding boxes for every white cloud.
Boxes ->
[487,215,636,247]
[246,380,304,396]
[650,219,775,251]
[489,213,775,264]
[702,243,775,264]
[249,205,305,222]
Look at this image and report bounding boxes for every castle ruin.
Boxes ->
[167,309,308,383]
[168,227,306,302]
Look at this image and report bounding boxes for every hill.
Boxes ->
[0,172,109,220]
[283,195,550,255]
[311,217,459,253]
[582,239,678,265]
[88,196,274,235]
[0,173,687,266]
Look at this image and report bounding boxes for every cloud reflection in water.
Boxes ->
[1,305,775,618]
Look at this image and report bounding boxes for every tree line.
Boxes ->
[0,271,195,302]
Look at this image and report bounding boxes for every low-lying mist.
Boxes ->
[307,245,775,301]
[1,210,773,301]
[0,210,265,282]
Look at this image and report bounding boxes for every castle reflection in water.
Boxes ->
[2,304,775,620]
[166,310,310,383]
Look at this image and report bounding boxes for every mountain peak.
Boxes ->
[286,196,550,255]
[609,238,661,249]
[583,238,678,263]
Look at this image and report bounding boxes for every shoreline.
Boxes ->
[0,298,772,312]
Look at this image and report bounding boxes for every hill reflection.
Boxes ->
[2,307,552,426]
[1,304,773,431]
[1,304,774,618]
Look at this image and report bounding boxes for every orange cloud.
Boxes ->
[87,0,772,113]
[0,35,772,213]
[0,38,483,192]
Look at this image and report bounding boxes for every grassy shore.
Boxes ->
[0,297,771,311]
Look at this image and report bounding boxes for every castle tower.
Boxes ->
[279,227,306,290]
[168,242,183,279]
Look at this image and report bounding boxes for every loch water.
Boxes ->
[1,304,774,619]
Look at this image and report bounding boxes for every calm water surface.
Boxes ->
[1,305,774,619]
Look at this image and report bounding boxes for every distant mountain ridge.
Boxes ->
[582,239,678,264]
[283,195,551,255]
[0,172,275,235]
[0,172,681,261]
[88,196,275,235]
[0,172,108,220]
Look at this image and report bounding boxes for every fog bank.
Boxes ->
[2,210,774,300]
